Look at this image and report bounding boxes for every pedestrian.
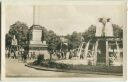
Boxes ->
[11,49,16,59]
[23,51,28,63]
[69,50,73,59]
[64,51,67,59]
[57,52,61,59]
[6,48,9,58]
[32,52,36,59]
[21,47,25,61]
[28,52,32,60]
[61,51,64,59]
[80,51,84,59]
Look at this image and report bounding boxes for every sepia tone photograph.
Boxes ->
[5,1,125,78]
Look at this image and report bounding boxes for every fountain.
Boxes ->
[77,42,84,58]
[84,41,90,60]
[77,18,123,66]
[112,41,122,66]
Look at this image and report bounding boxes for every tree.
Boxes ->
[5,33,12,49]
[42,30,61,60]
[6,21,29,48]
[82,25,96,42]
[65,31,82,50]
[113,24,123,38]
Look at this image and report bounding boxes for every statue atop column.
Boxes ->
[95,17,114,37]
[95,18,104,37]
[12,35,17,46]
[104,18,113,37]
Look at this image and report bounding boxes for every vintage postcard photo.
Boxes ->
[4,1,126,79]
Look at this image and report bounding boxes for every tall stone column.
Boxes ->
[33,6,39,25]
[106,40,109,66]
[84,41,90,60]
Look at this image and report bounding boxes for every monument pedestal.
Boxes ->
[28,25,50,59]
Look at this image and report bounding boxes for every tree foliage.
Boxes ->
[6,21,29,48]
[5,33,12,48]
[113,24,123,38]
[65,31,82,50]
[82,25,96,42]
[46,30,61,52]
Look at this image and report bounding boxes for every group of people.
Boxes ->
[5,46,36,63]
[51,49,86,60]
[6,45,89,63]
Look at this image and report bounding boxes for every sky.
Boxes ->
[6,2,125,35]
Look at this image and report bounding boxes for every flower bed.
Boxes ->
[29,59,123,74]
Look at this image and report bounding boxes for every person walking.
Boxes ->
[21,47,25,61]
[23,51,28,63]
[80,49,84,59]
[69,50,73,59]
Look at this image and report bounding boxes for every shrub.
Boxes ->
[36,54,44,65]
